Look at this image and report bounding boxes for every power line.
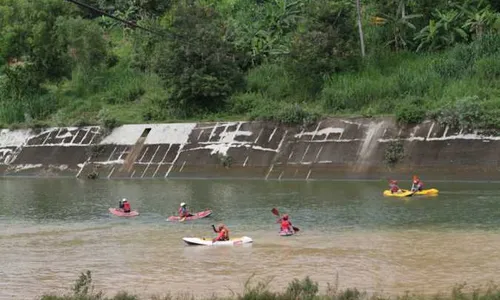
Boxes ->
[64,0,164,36]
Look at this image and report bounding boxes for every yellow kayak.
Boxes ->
[383,188,439,197]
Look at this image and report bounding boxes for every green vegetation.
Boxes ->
[1,0,500,127]
[41,270,500,300]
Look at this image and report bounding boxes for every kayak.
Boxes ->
[279,230,294,236]
[167,210,212,222]
[109,208,139,217]
[182,236,253,246]
[383,188,439,197]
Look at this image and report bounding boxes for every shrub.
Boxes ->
[98,108,119,133]
[285,277,319,300]
[433,44,475,80]
[249,101,320,127]
[384,140,405,167]
[474,55,500,81]
[430,96,499,130]
[228,93,265,115]
[395,97,427,124]
[321,73,398,112]
[246,63,295,101]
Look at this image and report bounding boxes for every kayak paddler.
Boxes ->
[278,214,294,233]
[411,176,424,192]
[122,199,131,213]
[178,202,193,218]
[212,223,229,242]
[389,180,401,193]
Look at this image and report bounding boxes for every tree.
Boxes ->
[356,0,366,56]
[150,1,244,117]
[286,0,359,95]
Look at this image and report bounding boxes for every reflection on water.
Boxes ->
[0,178,500,298]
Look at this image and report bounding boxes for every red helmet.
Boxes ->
[390,180,397,184]
[282,214,289,220]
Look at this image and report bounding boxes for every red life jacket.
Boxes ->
[123,202,131,211]
[215,228,229,241]
[281,220,291,231]
[390,184,399,193]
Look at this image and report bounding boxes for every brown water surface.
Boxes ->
[1,178,499,298]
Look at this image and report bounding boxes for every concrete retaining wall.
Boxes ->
[1,117,499,180]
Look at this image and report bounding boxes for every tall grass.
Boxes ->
[51,58,166,126]
[41,271,500,300]
[226,36,500,126]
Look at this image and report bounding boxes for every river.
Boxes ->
[1,178,500,299]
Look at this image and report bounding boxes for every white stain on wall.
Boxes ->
[0,129,33,147]
[99,124,197,145]
[294,127,344,140]
[183,122,263,156]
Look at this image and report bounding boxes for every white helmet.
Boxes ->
[180,202,186,207]
[122,198,128,202]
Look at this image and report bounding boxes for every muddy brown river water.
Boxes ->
[1,178,500,299]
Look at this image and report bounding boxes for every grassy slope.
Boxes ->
[12,30,500,129]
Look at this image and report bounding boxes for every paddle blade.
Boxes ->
[271,208,280,216]
[293,226,300,232]
[180,217,186,222]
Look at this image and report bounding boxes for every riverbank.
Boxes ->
[41,272,500,300]
[1,117,500,180]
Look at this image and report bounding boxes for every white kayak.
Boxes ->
[182,236,253,246]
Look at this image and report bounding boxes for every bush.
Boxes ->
[98,108,119,133]
[275,104,320,126]
[249,101,320,127]
[395,97,427,124]
[321,73,398,112]
[285,277,319,300]
[428,95,500,131]
[474,55,500,81]
[384,140,405,167]
[433,44,476,80]
[228,93,266,115]
[246,64,295,101]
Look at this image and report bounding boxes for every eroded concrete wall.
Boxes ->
[1,118,499,180]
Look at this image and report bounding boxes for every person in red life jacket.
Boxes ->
[389,180,401,193]
[211,223,229,242]
[178,202,193,218]
[122,199,131,213]
[411,177,424,192]
[279,214,294,233]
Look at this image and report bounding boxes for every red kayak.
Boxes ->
[109,208,139,217]
[167,210,212,222]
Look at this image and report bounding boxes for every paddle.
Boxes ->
[272,208,300,232]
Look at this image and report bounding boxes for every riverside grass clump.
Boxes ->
[41,271,500,300]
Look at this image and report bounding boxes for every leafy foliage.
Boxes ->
[146,0,244,117]
[1,0,500,127]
